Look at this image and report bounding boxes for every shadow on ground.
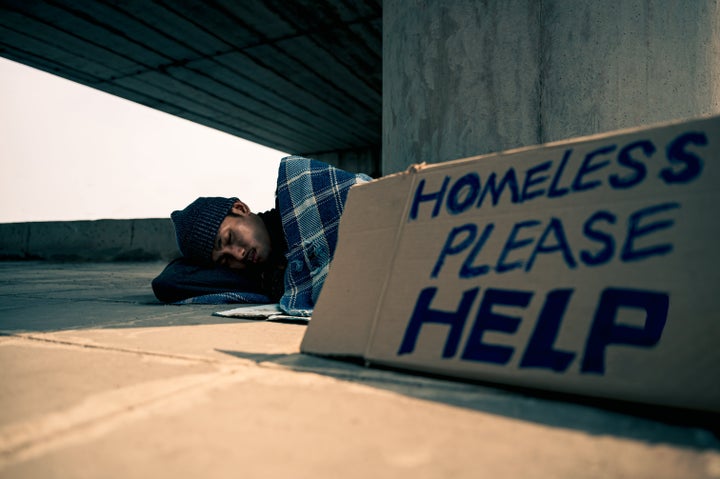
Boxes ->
[217,348,720,451]
[2,262,717,453]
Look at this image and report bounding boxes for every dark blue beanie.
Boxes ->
[171,196,238,263]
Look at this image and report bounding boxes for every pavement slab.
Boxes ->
[0,261,718,478]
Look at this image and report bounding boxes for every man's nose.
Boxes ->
[226,244,246,261]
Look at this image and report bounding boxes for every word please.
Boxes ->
[398,286,669,374]
[431,201,679,278]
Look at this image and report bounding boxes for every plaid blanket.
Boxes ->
[178,156,370,315]
[277,156,371,316]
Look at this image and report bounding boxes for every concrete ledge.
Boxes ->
[0,219,179,262]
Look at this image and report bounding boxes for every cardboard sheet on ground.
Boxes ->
[302,115,720,413]
[214,304,309,323]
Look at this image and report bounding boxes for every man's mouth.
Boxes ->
[247,248,257,263]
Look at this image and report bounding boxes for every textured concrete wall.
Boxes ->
[383,0,720,173]
[0,219,179,262]
[308,146,381,177]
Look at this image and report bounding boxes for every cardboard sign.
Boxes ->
[302,116,720,413]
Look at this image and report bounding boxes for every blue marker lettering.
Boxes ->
[581,288,669,374]
[409,176,450,221]
[580,211,616,266]
[431,224,477,278]
[661,131,706,184]
[461,289,532,364]
[547,149,573,198]
[525,217,577,272]
[610,140,653,189]
[572,145,617,192]
[477,168,521,208]
[398,287,479,358]
[496,220,540,273]
[520,289,576,372]
[447,173,481,215]
[621,202,679,262]
[459,223,495,278]
[521,160,552,202]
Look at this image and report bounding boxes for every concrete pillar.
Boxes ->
[383,0,720,174]
[306,146,381,177]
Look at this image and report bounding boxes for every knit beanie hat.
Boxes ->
[171,196,238,263]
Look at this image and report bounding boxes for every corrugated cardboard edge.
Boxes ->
[361,171,421,361]
[300,172,416,356]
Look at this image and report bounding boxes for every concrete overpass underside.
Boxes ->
[0,0,382,175]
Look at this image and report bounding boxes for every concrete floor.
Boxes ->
[0,261,718,478]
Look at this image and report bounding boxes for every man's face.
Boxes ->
[212,200,272,270]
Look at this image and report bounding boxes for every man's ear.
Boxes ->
[230,200,250,216]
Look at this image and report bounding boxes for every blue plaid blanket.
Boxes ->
[178,156,370,315]
[277,156,371,316]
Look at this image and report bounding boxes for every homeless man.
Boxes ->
[152,155,371,316]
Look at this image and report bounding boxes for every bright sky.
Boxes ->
[0,57,287,223]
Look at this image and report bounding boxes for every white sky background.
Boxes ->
[0,57,287,223]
